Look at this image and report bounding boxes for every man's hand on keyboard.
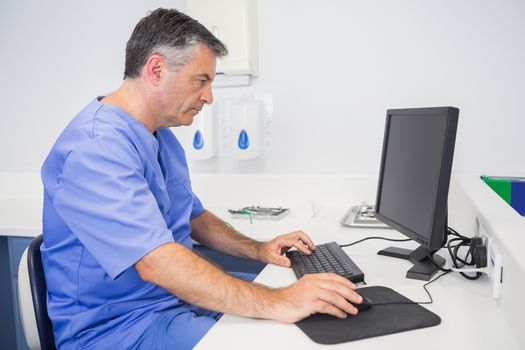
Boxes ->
[268,273,363,323]
[256,230,316,267]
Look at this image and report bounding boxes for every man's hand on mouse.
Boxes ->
[256,230,315,267]
[265,273,363,323]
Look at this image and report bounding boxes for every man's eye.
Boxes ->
[196,79,207,87]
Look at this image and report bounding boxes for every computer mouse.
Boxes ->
[354,294,372,312]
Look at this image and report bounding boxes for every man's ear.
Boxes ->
[142,54,165,86]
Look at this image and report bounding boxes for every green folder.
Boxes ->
[481,176,512,204]
[482,176,525,216]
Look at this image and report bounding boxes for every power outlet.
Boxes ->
[478,221,504,298]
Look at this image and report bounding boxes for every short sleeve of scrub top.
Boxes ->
[52,132,175,279]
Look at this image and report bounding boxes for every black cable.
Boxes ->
[446,227,482,280]
[447,227,464,238]
[419,231,482,280]
[337,235,449,306]
[370,271,452,307]
[403,227,482,280]
[339,236,411,248]
[341,226,482,308]
[337,227,480,307]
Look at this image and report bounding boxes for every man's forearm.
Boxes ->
[135,242,273,318]
[136,235,365,323]
[190,210,262,260]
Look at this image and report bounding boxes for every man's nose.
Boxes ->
[201,85,213,104]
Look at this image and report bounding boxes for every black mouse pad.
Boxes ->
[295,286,441,344]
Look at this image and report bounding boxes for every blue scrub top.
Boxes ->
[41,98,205,349]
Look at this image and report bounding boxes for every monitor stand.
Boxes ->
[378,245,445,281]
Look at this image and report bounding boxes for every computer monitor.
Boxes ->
[374,106,459,281]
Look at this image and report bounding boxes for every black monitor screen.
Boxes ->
[375,107,459,252]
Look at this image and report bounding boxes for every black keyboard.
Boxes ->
[286,242,365,283]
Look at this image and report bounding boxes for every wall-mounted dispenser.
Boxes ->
[186,0,259,86]
[231,100,264,160]
[187,104,218,160]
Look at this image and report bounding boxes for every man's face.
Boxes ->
[158,43,216,127]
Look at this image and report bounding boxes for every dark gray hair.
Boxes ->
[124,8,228,79]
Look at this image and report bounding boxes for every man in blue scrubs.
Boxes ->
[41,8,363,350]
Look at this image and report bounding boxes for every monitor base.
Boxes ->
[378,246,446,281]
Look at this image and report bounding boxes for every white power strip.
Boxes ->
[478,221,504,298]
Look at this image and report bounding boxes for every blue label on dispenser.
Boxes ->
[238,129,249,150]
[193,130,204,150]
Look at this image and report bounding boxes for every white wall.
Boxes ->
[0,0,184,171]
[1,0,524,175]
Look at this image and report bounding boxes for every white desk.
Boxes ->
[192,174,525,350]
[195,219,519,349]
[1,172,524,349]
